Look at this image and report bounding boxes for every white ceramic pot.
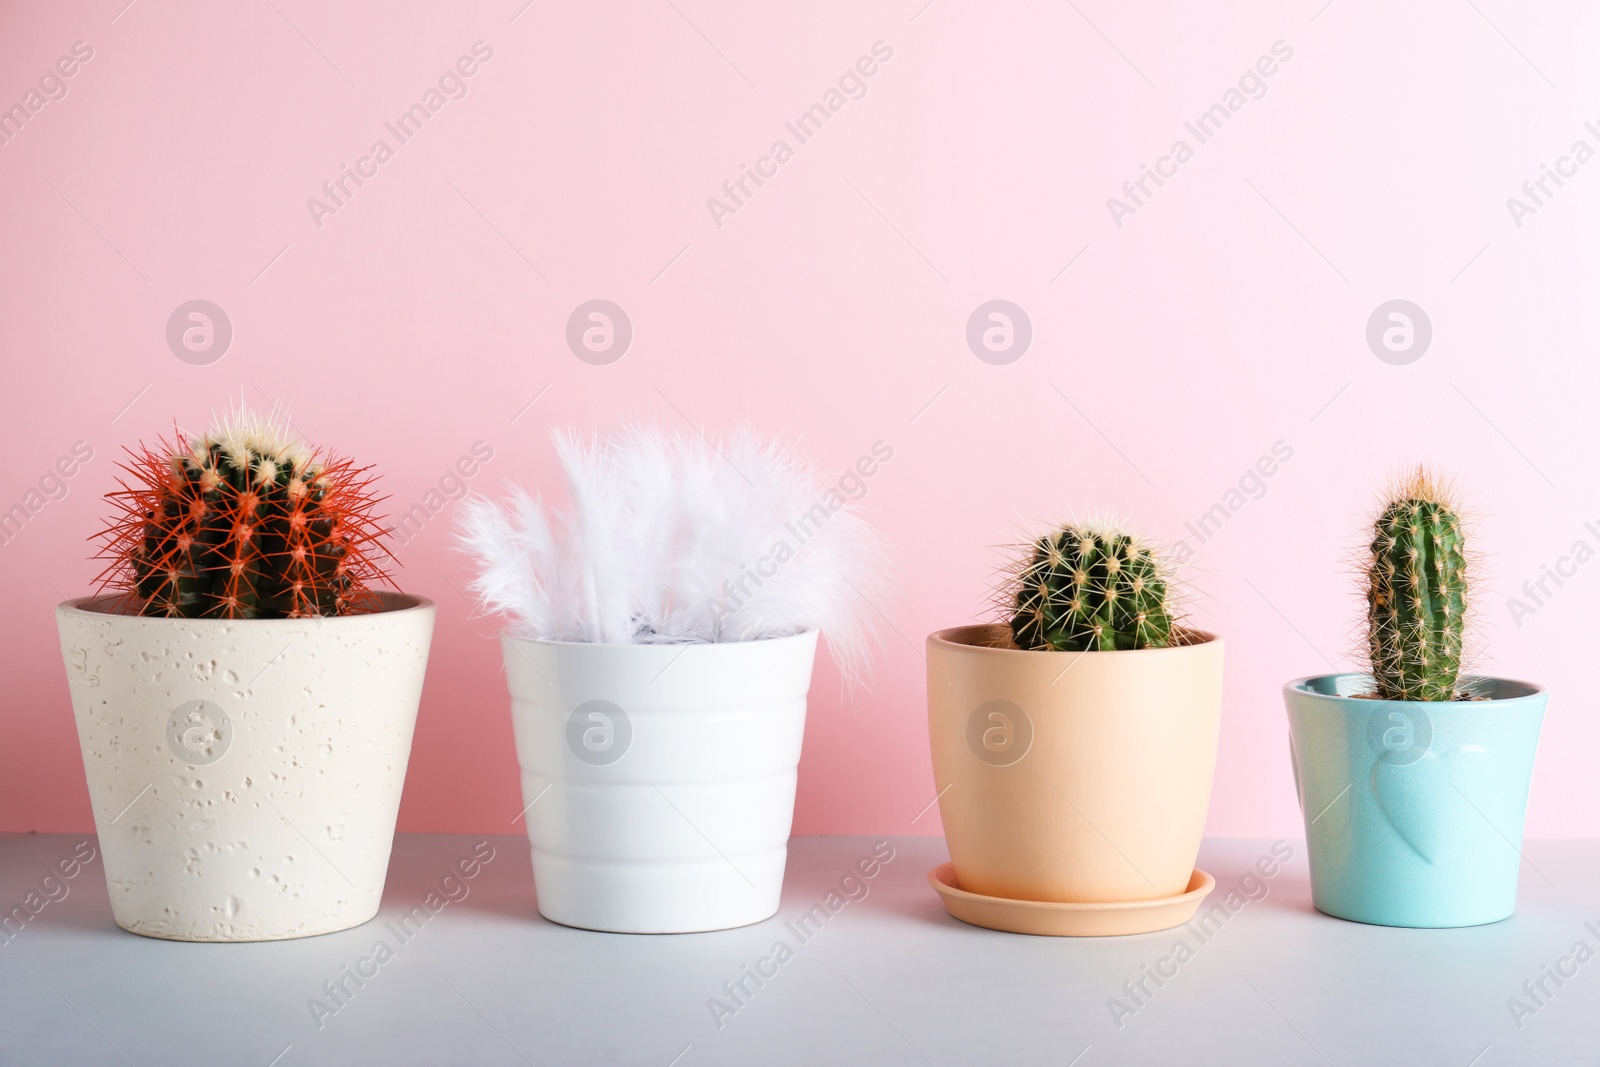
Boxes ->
[56,593,435,941]
[503,629,818,933]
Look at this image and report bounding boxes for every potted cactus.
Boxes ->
[55,410,435,941]
[925,521,1223,936]
[1284,469,1547,927]
[457,427,886,934]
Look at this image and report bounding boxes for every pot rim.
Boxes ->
[1284,671,1546,705]
[57,591,434,624]
[927,621,1220,658]
[501,626,818,652]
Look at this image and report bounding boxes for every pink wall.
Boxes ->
[4,0,1597,838]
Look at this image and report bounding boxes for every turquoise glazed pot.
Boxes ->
[1284,673,1546,928]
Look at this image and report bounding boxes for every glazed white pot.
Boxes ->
[56,593,435,941]
[503,629,818,933]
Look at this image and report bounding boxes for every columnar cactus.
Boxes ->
[1366,469,1468,701]
[96,412,391,619]
[1009,523,1178,651]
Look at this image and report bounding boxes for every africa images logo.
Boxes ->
[1106,41,1294,228]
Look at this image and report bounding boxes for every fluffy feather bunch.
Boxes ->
[456,427,888,680]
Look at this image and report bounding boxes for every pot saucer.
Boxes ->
[928,864,1216,937]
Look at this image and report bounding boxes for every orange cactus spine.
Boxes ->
[94,411,393,619]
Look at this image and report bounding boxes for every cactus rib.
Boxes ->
[94,411,392,619]
[1365,468,1467,701]
[1009,523,1177,652]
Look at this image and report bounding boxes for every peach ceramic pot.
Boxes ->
[927,624,1223,903]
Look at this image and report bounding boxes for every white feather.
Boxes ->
[454,426,889,681]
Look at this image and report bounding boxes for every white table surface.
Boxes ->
[0,833,1592,1066]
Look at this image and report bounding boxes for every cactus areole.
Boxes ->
[94,412,393,619]
[1009,523,1178,652]
[1365,469,1468,701]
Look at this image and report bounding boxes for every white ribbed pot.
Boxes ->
[56,593,435,942]
[503,629,818,933]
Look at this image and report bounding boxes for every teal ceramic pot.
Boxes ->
[1284,673,1546,928]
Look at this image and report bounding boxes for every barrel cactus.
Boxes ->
[1008,522,1179,651]
[1365,468,1468,701]
[95,411,392,618]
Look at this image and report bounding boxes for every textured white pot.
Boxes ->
[504,629,818,933]
[56,593,435,942]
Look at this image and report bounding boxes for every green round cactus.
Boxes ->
[1366,469,1468,701]
[1009,523,1177,651]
